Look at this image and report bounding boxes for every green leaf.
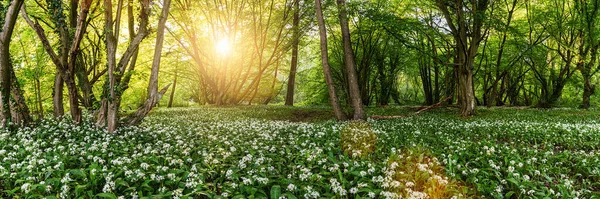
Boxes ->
[505,191,515,198]
[270,185,282,199]
[96,193,118,199]
[70,169,87,179]
[284,193,298,199]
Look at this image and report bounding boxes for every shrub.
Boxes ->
[340,121,377,158]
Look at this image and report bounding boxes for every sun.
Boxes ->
[215,38,232,56]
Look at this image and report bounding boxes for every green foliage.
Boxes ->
[1,107,600,198]
[340,121,377,158]
[385,148,476,199]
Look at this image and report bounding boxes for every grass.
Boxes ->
[0,106,599,198]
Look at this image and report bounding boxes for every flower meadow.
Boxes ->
[1,106,600,199]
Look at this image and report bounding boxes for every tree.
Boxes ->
[285,0,301,106]
[23,0,93,123]
[435,0,491,116]
[525,0,575,108]
[0,0,25,127]
[336,0,366,120]
[129,0,173,125]
[574,0,600,109]
[98,0,151,132]
[315,0,346,120]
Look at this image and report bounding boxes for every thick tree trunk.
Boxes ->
[53,73,65,117]
[458,65,476,116]
[0,41,11,127]
[316,0,346,121]
[76,62,97,109]
[336,0,365,120]
[435,0,488,116]
[9,67,32,125]
[106,98,120,132]
[285,0,300,106]
[581,77,594,109]
[64,78,81,122]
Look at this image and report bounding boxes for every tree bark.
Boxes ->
[582,77,595,109]
[128,0,172,126]
[168,72,177,108]
[435,0,489,116]
[0,0,25,127]
[9,66,32,125]
[22,0,91,123]
[53,73,65,117]
[102,0,150,132]
[316,0,346,121]
[35,76,43,118]
[285,0,300,106]
[336,0,366,120]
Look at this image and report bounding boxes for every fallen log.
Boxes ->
[370,96,452,119]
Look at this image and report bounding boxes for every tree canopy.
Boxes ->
[1,0,600,129]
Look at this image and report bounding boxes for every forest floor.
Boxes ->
[1,106,600,198]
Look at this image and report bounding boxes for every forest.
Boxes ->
[1,0,600,198]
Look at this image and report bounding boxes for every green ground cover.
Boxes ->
[1,107,599,198]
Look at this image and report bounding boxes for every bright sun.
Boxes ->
[215,38,232,56]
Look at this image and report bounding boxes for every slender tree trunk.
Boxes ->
[435,0,488,116]
[285,0,300,106]
[104,0,118,132]
[0,0,23,127]
[336,0,365,120]
[316,0,346,121]
[35,77,43,118]
[22,0,91,123]
[168,72,177,108]
[128,0,172,126]
[263,62,280,105]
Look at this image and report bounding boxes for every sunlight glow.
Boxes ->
[215,38,232,56]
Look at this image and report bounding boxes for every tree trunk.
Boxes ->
[104,0,119,132]
[458,64,476,116]
[76,61,97,109]
[435,0,488,116]
[35,76,43,118]
[9,67,32,125]
[102,0,150,132]
[0,0,23,127]
[128,0,172,126]
[285,0,300,106]
[582,77,594,109]
[64,78,81,122]
[316,0,346,121]
[336,0,365,120]
[168,72,177,108]
[53,73,65,117]
[22,0,91,123]
[0,39,11,127]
